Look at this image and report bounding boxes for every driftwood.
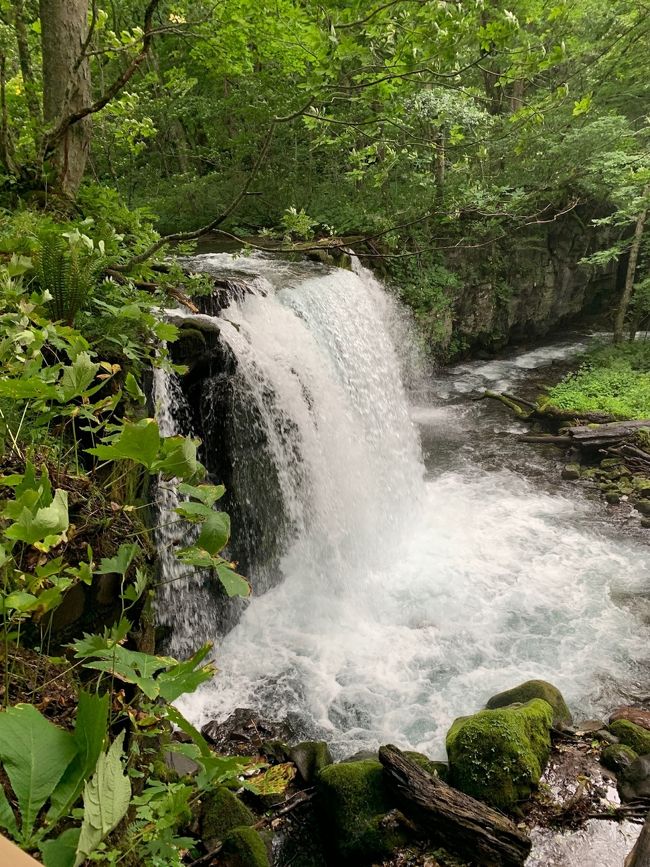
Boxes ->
[625,810,650,867]
[481,390,618,425]
[520,420,650,450]
[378,745,531,866]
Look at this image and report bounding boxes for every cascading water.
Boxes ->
[162,252,650,760]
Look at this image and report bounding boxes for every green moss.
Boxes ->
[316,760,407,864]
[609,720,650,755]
[221,826,270,867]
[404,751,449,782]
[289,740,333,783]
[446,699,553,810]
[486,679,572,727]
[200,786,255,843]
[601,744,638,774]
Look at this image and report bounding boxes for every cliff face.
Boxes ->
[443,214,620,355]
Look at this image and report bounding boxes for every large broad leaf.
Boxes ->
[4,489,69,547]
[40,828,81,867]
[176,483,225,506]
[216,564,251,598]
[87,418,161,469]
[48,691,109,822]
[57,352,99,402]
[173,501,214,522]
[153,435,202,481]
[156,644,215,702]
[74,731,131,867]
[0,704,77,842]
[196,511,230,555]
[0,378,59,400]
[0,784,18,839]
[80,646,175,700]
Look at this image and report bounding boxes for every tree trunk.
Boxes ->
[39,0,91,195]
[12,0,41,126]
[434,129,445,203]
[614,187,649,344]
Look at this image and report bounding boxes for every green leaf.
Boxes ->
[176,483,225,506]
[196,511,230,555]
[156,643,214,702]
[48,692,109,822]
[165,707,212,759]
[3,592,39,612]
[0,378,59,400]
[87,418,161,468]
[57,352,99,402]
[74,731,131,866]
[216,564,251,598]
[124,372,146,405]
[0,784,18,839]
[4,489,69,547]
[94,543,138,576]
[122,567,148,603]
[41,828,81,867]
[153,435,202,480]
[0,704,77,842]
[173,501,214,521]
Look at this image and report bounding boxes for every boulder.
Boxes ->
[315,760,408,864]
[609,707,650,732]
[486,679,572,727]
[619,755,650,802]
[403,751,449,782]
[221,826,270,867]
[561,464,581,480]
[200,786,255,848]
[608,719,650,755]
[201,708,294,754]
[600,744,638,774]
[446,699,553,811]
[289,741,333,784]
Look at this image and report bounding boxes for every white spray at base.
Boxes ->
[171,253,650,759]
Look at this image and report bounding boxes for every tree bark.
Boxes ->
[614,187,649,344]
[39,0,91,195]
[378,745,531,866]
[12,0,41,125]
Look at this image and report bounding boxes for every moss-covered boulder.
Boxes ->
[446,699,553,811]
[289,741,333,784]
[486,680,572,727]
[221,826,270,867]
[315,760,407,864]
[404,751,449,782]
[609,720,650,755]
[199,786,255,846]
[601,744,638,774]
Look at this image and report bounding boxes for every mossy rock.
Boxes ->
[446,699,553,811]
[486,679,572,727]
[316,760,408,864]
[609,720,650,755]
[289,741,333,784]
[200,786,255,845]
[601,744,638,774]
[404,751,449,782]
[221,826,270,867]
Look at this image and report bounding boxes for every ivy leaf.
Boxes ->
[0,704,78,843]
[57,352,99,402]
[74,731,131,866]
[5,489,69,547]
[94,543,138,576]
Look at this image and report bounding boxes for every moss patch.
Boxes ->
[486,680,572,727]
[316,759,407,864]
[601,744,638,774]
[404,751,449,782]
[609,720,650,755]
[446,699,553,811]
[221,826,270,867]
[199,786,255,844]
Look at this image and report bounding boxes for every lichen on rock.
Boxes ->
[446,698,554,810]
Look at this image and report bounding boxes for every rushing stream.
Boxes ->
[162,254,650,768]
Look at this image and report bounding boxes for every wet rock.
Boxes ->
[201,708,294,754]
[562,464,581,480]
[635,499,650,517]
[446,699,553,811]
[200,786,255,849]
[403,751,449,782]
[608,720,650,755]
[619,755,650,802]
[605,491,621,504]
[486,679,572,727]
[315,759,408,864]
[641,518,650,529]
[221,826,270,867]
[600,744,638,774]
[575,719,607,734]
[289,741,333,784]
[609,707,650,731]
[340,749,378,763]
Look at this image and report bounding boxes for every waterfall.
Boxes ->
[160,253,649,759]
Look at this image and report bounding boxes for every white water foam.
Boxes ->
[170,254,650,760]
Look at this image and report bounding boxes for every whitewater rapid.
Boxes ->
[168,253,649,760]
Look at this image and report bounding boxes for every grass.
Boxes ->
[543,340,650,420]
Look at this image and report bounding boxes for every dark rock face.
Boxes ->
[609,706,650,731]
[201,708,294,754]
[619,754,650,801]
[288,741,334,784]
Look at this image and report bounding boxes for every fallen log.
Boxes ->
[625,810,650,867]
[378,745,531,867]
[518,420,650,450]
[481,390,619,425]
